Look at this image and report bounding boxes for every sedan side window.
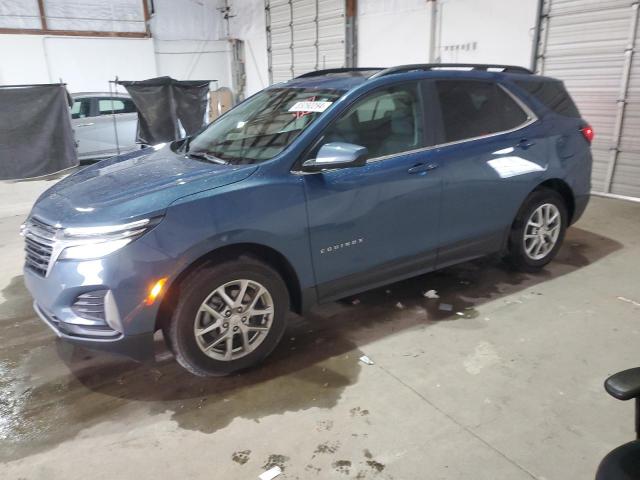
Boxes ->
[97,98,136,116]
[71,98,91,119]
[320,84,424,159]
[435,80,529,143]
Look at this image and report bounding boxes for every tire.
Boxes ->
[164,258,290,377]
[506,187,568,272]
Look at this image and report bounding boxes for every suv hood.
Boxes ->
[30,145,258,225]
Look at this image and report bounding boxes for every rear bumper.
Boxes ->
[33,301,154,361]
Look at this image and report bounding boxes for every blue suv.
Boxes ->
[23,64,592,376]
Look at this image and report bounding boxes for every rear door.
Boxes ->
[91,97,138,155]
[302,81,443,300]
[430,79,548,267]
[74,97,137,160]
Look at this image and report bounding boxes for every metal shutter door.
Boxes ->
[537,0,638,196]
[266,0,346,84]
[614,4,640,197]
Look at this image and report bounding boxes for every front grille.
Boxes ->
[23,217,58,276]
[72,290,108,323]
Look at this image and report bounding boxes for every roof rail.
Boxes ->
[369,63,533,79]
[296,67,382,78]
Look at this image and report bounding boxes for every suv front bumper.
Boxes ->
[32,301,154,360]
[23,238,174,362]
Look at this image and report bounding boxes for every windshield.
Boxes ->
[185,88,345,164]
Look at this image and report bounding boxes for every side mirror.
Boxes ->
[302,142,368,172]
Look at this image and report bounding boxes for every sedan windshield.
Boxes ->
[185,88,345,164]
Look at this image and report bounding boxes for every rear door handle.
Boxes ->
[408,162,439,174]
[517,138,535,150]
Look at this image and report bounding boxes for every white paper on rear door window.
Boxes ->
[288,101,333,113]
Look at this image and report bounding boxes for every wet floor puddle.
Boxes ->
[0,227,622,463]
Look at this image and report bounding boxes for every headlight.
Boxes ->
[58,218,160,260]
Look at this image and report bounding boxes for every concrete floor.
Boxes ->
[1,181,639,480]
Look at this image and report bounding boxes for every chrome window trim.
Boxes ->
[293,82,537,174]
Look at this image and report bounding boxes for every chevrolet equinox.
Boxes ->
[23,64,593,376]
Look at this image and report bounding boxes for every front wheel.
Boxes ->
[164,258,290,376]
[506,188,568,272]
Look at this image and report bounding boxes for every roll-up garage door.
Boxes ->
[536,0,640,197]
[265,0,346,84]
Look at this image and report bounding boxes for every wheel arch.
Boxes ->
[156,243,303,332]
[502,177,576,252]
[535,178,576,223]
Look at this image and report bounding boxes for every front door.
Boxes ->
[302,82,442,301]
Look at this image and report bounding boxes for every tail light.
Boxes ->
[581,124,594,144]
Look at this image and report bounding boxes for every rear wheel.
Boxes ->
[164,258,289,376]
[506,188,568,272]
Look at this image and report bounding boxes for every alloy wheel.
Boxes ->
[523,203,562,261]
[193,279,274,361]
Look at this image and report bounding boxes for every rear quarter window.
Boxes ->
[435,80,529,143]
[515,79,581,118]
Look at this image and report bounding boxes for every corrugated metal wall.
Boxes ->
[265,0,346,84]
[537,0,640,198]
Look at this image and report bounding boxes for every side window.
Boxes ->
[435,81,529,143]
[70,98,91,119]
[97,98,136,116]
[319,84,424,159]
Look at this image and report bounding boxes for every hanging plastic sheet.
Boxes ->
[118,76,210,145]
[0,84,78,180]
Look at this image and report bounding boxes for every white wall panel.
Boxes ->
[0,34,156,92]
[438,0,537,66]
[43,36,156,92]
[154,39,232,86]
[357,0,431,67]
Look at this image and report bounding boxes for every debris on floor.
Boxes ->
[395,301,405,309]
[617,296,640,307]
[351,298,361,305]
[438,303,453,312]
[259,466,282,480]
[423,289,440,299]
[359,355,375,366]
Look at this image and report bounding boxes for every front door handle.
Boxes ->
[408,162,439,174]
[75,122,95,127]
[517,138,535,150]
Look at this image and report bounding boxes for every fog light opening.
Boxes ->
[146,278,168,306]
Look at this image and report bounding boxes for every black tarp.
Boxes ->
[118,76,210,145]
[0,84,78,180]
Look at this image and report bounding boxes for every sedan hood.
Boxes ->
[30,145,258,225]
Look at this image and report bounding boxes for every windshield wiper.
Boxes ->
[186,151,229,165]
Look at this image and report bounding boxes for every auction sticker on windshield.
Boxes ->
[288,101,333,113]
